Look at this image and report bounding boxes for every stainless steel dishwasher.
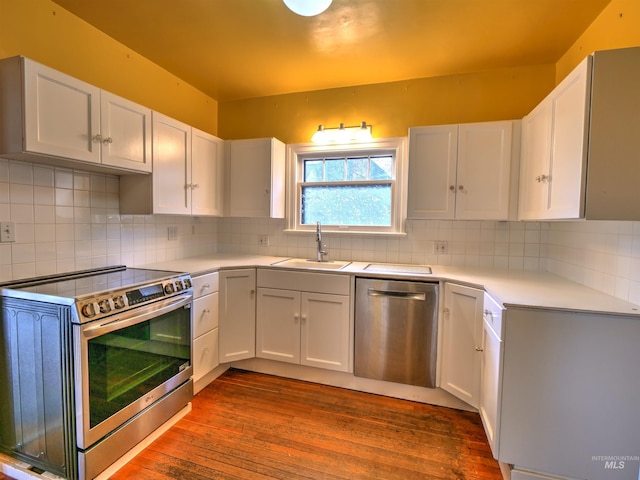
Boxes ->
[354,278,438,388]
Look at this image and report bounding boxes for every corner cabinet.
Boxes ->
[256,269,351,373]
[218,269,256,363]
[408,121,519,220]
[119,113,224,216]
[0,56,151,174]
[519,46,640,220]
[225,138,285,218]
[439,282,484,408]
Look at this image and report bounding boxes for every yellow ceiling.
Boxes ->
[51,0,612,102]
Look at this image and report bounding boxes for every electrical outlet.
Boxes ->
[434,241,448,254]
[0,222,15,242]
[167,226,178,241]
[259,235,269,246]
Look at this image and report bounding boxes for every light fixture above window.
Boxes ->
[283,0,333,17]
[311,122,373,144]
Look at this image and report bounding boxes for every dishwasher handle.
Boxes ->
[367,288,426,301]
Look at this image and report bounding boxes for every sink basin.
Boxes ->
[272,258,352,270]
[364,263,432,275]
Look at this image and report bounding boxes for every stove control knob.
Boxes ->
[164,283,175,294]
[113,295,126,309]
[175,280,184,291]
[98,299,111,314]
[183,278,192,289]
[81,303,97,318]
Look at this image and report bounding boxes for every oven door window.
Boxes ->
[87,306,190,427]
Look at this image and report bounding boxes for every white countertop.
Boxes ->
[143,254,640,317]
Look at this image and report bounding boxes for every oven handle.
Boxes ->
[81,293,192,340]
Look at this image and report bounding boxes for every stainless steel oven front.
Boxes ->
[74,292,193,450]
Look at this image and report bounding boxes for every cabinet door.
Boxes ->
[256,288,301,364]
[219,269,256,363]
[192,129,224,216]
[546,57,590,219]
[23,59,101,164]
[456,122,513,220]
[407,125,458,219]
[228,138,285,218]
[440,283,483,408]
[518,100,553,220]
[151,112,192,215]
[300,292,350,372]
[479,305,504,459]
[100,91,152,173]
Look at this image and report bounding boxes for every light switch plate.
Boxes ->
[0,222,15,242]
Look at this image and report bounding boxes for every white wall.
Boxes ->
[0,158,218,282]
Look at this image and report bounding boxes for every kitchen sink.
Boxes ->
[364,263,432,275]
[272,258,352,270]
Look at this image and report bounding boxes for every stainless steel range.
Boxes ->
[0,265,194,480]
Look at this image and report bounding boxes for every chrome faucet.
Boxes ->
[316,221,328,262]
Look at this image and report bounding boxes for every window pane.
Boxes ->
[324,158,345,182]
[304,160,323,182]
[370,155,393,180]
[301,185,391,226]
[346,157,368,181]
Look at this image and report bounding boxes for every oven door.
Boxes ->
[74,293,193,450]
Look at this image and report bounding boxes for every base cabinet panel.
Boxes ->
[219,269,256,363]
[499,308,640,480]
[440,283,483,408]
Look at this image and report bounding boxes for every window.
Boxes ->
[286,137,407,234]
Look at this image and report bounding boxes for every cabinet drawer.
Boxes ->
[483,292,504,339]
[193,328,219,382]
[193,292,219,338]
[192,272,219,298]
[257,268,350,295]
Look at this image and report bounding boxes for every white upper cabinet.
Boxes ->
[225,137,285,218]
[0,56,151,173]
[119,113,223,216]
[408,120,518,220]
[99,91,152,173]
[192,128,224,216]
[519,46,640,220]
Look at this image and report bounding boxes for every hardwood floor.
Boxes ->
[111,369,502,480]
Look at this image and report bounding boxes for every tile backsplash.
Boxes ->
[3,157,640,306]
[0,158,217,282]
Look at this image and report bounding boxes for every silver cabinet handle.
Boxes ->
[102,137,113,144]
[92,134,102,142]
[367,289,426,301]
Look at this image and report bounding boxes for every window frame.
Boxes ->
[285,137,408,235]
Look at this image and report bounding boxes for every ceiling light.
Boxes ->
[283,0,333,17]
[311,122,373,144]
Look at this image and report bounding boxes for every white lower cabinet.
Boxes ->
[256,269,351,373]
[478,292,505,459]
[191,272,219,393]
[440,282,484,408]
[218,269,256,363]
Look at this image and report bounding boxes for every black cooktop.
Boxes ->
[0,265,184,299]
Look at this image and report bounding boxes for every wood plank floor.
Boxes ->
[111,369,502,480]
